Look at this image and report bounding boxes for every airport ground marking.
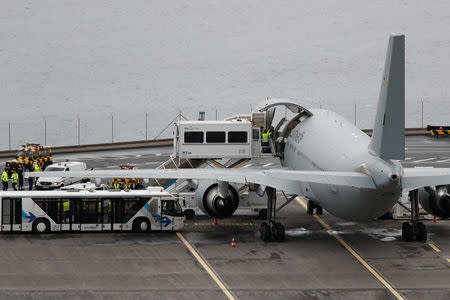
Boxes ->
[428,243,441,253]
[295,197,406,300]
[447,258,450,263]
[176,232,237,300]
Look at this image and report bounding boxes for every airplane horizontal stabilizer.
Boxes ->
[402,167,450,190]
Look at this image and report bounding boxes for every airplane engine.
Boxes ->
[195,180,240,218]
[418,186,450,218]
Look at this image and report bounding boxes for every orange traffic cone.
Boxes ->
[433,216,438,223]
[231,237,236,248]
[213,218,218,226]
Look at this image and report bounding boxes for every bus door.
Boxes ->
[60,198,81,231]
[102,199,113,231]
[113,198,124,231]
[80,198,102,231]
[160,200,177,231]
[1,197,22,232]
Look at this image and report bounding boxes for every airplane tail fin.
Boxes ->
[368,34,405,160]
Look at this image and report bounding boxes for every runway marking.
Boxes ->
[447,258,450,263]
[176,232,236,300]
[295,197,405,300]
[262,163,273,167]
[404,157,414,161]
[428,243,441,253]
[411,158,435,163]
[243,164,252,168]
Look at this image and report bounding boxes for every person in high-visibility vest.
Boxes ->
[34,163,42,183]
[63,199,70,223]
[1,170,8,191]
[11,171,19,191]
[261,130,270,153]
[113,182,120,189]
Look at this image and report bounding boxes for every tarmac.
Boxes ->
[0,135,449,299]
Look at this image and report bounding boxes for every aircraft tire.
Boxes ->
[260,222,271,242]
[402,222,414,242]
[416,222,427,242]
[273,222,285,242]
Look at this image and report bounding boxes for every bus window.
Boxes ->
[206,131,225,143]
[13,199,21,225]
[123,198,148,223]
[184,132,204,143]
[228,131,248,143]
[161,200,183,217]
[80,198,100,224]
[2,198,11,225]
[33,198,60,223]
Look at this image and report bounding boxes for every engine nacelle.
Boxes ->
[418,185,450,218]
[195,180,240,218]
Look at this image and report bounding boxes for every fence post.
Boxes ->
[77,116,80,145]
[145,112,148,140]
[421,100,424,128]
[354,103,357,126]
[8,122,11,150]
[111,114,114,143]
[44,119,47,145]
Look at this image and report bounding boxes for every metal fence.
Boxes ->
[0,99,444,151]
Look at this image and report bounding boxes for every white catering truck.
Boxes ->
[0,187,185,233]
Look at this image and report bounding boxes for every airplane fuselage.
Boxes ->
[282,109,402,220]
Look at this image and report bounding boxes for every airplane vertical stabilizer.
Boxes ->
[368,34,405,160]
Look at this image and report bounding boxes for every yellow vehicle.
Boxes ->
[5,143,53,174]
[111,165,144,190]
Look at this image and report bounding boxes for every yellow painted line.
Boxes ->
[428,243,441,253]
[296,197,405,300]
[176,232,236,300]
[447,258,450,263]
[210,160,224,169]
[234,160,248,169]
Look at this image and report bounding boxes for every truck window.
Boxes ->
[228,131,248,143]
[206,131,225,143]
[161,200,183,217]
[184,132,204,143]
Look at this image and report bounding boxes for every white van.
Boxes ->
[35,161,87,190]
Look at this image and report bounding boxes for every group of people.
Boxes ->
[1,163,42,191]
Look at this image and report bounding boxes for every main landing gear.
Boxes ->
[402,190,427,242]
[260,187,285,242]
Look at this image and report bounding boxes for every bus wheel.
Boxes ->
[133,218,150,233]
[184,209,195,220]
[32,218,50,234]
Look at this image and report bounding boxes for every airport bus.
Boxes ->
[0,187,185,233]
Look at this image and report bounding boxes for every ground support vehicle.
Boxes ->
[5,143,52,174]
[0,188,185,233]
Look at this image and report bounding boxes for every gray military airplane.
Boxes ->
[31,34,450,242]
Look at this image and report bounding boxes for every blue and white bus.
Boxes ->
[0,187,185,233]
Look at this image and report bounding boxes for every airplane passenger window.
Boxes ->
[228,131,248,143]
[206,131,225,143]
[184,132,204,143]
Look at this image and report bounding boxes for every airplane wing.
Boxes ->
[26,168,376,194]
[402,167,450,190]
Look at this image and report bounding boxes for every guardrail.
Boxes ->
[0,128,431,158]
[0,139,172,158]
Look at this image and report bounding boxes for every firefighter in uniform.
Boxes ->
[27,166,34,190]
[11,171,19,191]
[1,170,8,191]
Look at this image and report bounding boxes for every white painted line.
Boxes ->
[243,163,253,168]
[434,158,450,163]
[411,158,435,163]
[404,157,414,161]
[262,163,273,167]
